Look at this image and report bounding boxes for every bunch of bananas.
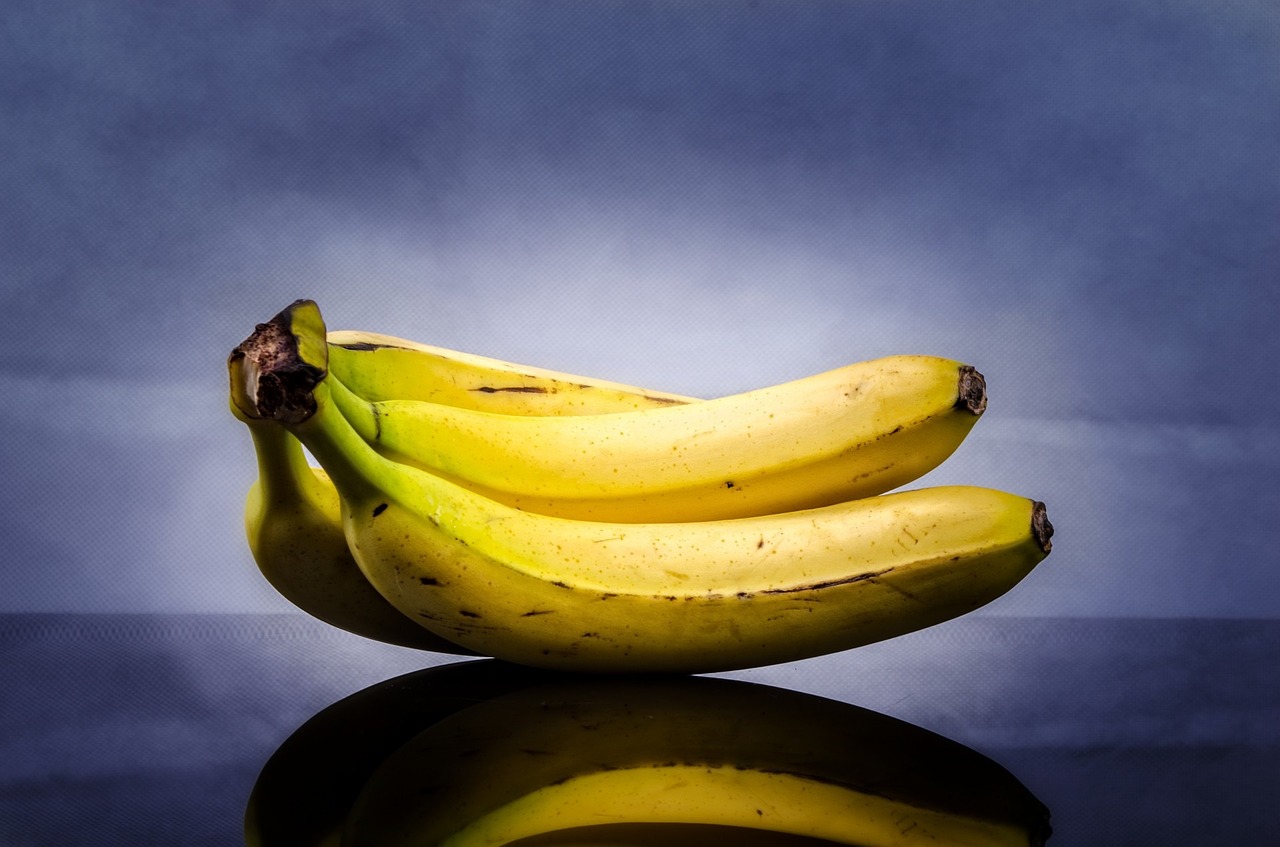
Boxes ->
[246,661,1052,846]
[229,299,1053,674]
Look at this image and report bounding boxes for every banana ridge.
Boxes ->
[327,328,698,412]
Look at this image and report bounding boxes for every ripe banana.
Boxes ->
[233,310,1053,674]
[339,672,1052,846]
[230,392,475,653]
[327,328,699,411]
[230,301,695,650]
[327,349,988,522]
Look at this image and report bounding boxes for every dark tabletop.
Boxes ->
[1,613,1275,845]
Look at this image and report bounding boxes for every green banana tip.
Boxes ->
[228,300,329,424]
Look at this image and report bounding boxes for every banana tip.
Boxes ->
[956,366,987,415]
[229,301,328,424]
[1031,501,1053,554]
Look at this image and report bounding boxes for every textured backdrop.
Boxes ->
[1,0,1277,617]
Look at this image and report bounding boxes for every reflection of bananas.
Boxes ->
[231,311,693,648]
[244,660,1052,845]
[244,660,556,847]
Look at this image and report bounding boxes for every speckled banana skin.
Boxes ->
[328,350,988,522]
[341,673,1052,847]
[230,311,693,650]
[231,300,1052,674]
[231,388,475,653]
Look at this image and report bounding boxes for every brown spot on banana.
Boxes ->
[761,567,896,594]
[474,385,549,394]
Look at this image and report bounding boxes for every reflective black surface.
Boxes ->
[2,614,1276,844]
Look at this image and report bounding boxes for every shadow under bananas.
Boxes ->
[246,660,1052,847]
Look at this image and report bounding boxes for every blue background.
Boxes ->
[2,0,1278,619]
[3,5,1279,844]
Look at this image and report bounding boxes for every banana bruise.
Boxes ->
[235,308,1052,674]
[328,352,988,522]
[340,673,1052,847]
[327,329,698,412]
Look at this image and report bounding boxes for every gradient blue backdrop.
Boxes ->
[2,0,1277,618]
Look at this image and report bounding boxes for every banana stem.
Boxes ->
[290,381,410,508]
[245,423,319,507]
[326,371,384,445]
[232,299,396,507]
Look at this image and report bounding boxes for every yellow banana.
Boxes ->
[229,301,694,650]
[340,672,1052,846]
[327,328,699,411]
[328,350,987,522]
[233,309,1053,674]
[231,394,475,653]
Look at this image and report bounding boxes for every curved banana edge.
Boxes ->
[327,328,699,412]
[245,659,563,847]
[340,674,1051,846]
[327,353,987,522]
[435,766,1035,847]
[497,822,867,847]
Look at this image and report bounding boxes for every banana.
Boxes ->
[340,672,1052,846]
[326,328,699,411]
[327,348,987,522]
[232,306,1053,674]
[230,301,695,650]
[230,391,476,653]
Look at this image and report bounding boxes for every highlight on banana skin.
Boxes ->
[246,660,1052,847]
[229,299,1054,673]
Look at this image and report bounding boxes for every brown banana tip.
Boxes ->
[229,301,327,424]
[1031,501,1054,554]
[956,365,987,415]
